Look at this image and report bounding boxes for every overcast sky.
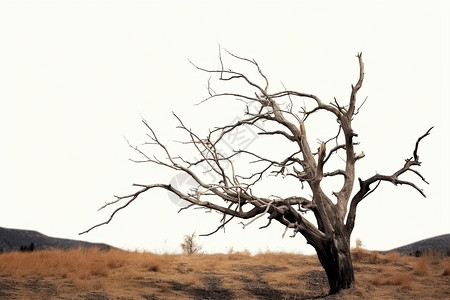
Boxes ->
[1,0,449,254]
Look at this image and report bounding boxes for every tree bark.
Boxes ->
[314,232,354,294]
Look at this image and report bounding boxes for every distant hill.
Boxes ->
[0,226,112,252]
[386,234,450,256]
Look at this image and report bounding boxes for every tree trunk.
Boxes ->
[314,233,355,295]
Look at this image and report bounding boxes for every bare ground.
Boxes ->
[0,269,330,299]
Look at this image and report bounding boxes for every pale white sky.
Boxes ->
[1,0,449,254]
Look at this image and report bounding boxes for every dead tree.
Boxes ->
[80,50,432,294]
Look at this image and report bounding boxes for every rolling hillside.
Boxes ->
[0,226,111,252]
[386,234,450,256]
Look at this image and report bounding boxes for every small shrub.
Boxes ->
[180,232,202,255]
[355,238,364,249]
[19,243,35,252]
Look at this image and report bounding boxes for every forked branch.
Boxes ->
[345,127,433,234]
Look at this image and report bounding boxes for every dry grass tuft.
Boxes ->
[383,251,402,262]
[352,248,381,264]
[371,270,413,288]
[442,259,450,276]
[413,255,430,275]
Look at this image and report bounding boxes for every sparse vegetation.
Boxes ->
[0,248,449,299]
[180,232,202,255]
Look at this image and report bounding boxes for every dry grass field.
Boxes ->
[0,247,449,299]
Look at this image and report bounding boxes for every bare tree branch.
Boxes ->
[345,127,433,234]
